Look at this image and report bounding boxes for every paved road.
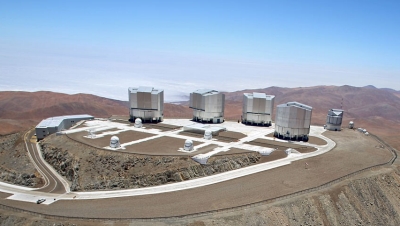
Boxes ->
[0,124,334,207]
[71,126,335,200]
[0,124,394,219]
[23,130,69,194]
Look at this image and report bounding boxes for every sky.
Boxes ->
[0,0,399,101]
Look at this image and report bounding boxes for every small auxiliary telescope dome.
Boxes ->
[134,118,143,128]
[204,130,212,140]
[110,136,120,148]
[184,139,194,151]
[349,121,354,129]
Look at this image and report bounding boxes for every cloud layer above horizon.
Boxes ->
[0,1,399,101]
[1,46,398,101]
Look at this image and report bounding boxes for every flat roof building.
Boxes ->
[128,86,164,122]
[326,109,344,131]
[189,89,225,123]
[274,102,312,141]
[35,114,94,140]
[183,123,226,135]
[242,92,275,126]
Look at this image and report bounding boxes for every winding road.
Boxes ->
[0,121,395,219]
[0,122,335,208]
[23,130,69,194]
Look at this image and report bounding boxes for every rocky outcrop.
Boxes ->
[42,146,81,191]
[3,167,400,225]
[41,142,262,191]
[0,172,38,187]
[0,132,42,187]
[84,153,260,190]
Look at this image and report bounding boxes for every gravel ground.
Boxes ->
[0,131,43,187]
[0,128,393,219]
[246,138,318,153]
[121,136,202,155]
[178,131,247,143]
[68,130,156,148]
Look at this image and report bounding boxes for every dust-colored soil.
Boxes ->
[0,131,43,187]
[145,123,181,131]
[247,138,318,153]
[68,130,156,148]
[121,136,202,155]
[213,131,246,143]
[40,134,264,191]
[179,131,205,139]
[193,144,220,155]
[307,135,327,145]
[0,128,392,220]
[3,167,400,226]
[218,131,246,140]
[179,130,247,143]
[258,150,288,163]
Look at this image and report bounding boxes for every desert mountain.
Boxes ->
[221,85,400,149]
[0,91,193,135]
[0,86,399,149]
[223,85,400,123]
[0,91,125,135]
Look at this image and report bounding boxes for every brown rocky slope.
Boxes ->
[1,85,399,149]
[0,91,191,135]
[41,134,264,191]
[0,132,42,187]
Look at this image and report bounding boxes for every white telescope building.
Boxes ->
[128,86,164,122]
[242,92,275,126]
[326,109,344,131]
[274,102,312,141]
[189,89,225,123]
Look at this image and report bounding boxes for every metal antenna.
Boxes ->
[340,98,343,109]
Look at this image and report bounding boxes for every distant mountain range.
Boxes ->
[1,85,399,149]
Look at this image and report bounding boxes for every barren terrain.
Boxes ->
[1,86,400,225]
[1,85,400,152]
[0,132,42,187]
[0,126,395,226]
[41,133,270,191]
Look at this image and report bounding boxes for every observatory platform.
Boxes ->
[62,118,332,165]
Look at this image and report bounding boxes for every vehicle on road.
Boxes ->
[36,198,46,204]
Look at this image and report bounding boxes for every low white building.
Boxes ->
[242,92,275,126]
[183,123,226,135]
[274,102,312,141]
[35,114,94,140]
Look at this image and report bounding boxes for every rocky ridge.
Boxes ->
[189,167,400,226]
[41,135,262,191]
[2,167,400,225]
[0,132,42,187]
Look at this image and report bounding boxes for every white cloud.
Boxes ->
[0,46,399,102]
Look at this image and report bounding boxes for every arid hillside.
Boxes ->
[219,85,400,149]
[1,85,399,148]
[237,86,399,120]
[0,91,192,135]
[0,91,127,135]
